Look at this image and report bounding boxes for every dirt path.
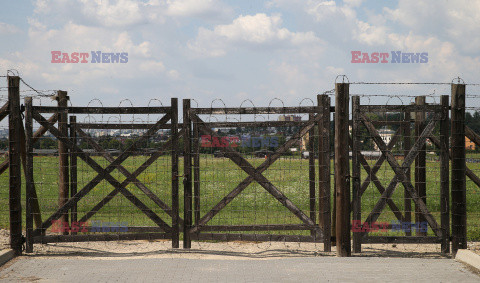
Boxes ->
[2,228,479,259]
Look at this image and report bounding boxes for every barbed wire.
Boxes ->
[351,82,452,85]
[20,77,58,97]
[319,89,335,96]
[351,93,444,98]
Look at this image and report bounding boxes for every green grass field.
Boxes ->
[1,154,480,240]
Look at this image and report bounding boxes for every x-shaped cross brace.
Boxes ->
[74,126,184,226]
[350,127,406,223]
[32,110,173,236]
[358,112,443,238]
[189,113,324,238]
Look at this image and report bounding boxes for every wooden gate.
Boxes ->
[182,96,332,251]
[24,97,181,252]
[351,95,450,253]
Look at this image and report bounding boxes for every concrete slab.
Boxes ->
[0,256,479,282]
[456,249,480,272]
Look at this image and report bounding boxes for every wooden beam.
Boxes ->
[335,82,351,257]
[451,83,467,254]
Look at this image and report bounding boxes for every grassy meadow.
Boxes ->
[1,153,480,240]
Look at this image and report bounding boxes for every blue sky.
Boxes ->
[0,0,479,107]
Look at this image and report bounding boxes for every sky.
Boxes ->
[0,0,479,107]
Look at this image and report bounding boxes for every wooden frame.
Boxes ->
[24,99,180,251]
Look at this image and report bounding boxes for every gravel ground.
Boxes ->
[1,228,479,259]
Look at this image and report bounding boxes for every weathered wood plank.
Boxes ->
[57,91,69,235]
[335,83,351,256]
[359,104,441,113]
[362,236,442,244]
[197,224,318,232]
[8,76,22,255]
[451,84,467,254]
[317,94,331,252]
[183,99,192,249]
[191,233,320,243]
[0,101,9,123]
[190,106,317,115]
[32,106,170,114]
[34,233,170,244]
[25,97,34,252]
[352,96,362,253]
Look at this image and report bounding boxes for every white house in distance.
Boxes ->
[374,128,396,150]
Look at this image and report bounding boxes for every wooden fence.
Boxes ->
[2,76,472,257]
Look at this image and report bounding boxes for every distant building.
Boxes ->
[278,115,301,122]
[374,128,396,150]
[466,137,476,150]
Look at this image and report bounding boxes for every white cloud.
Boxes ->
[33,0,235,30]
[0,55,40,78]
[2,0,479,108]
[34,0,151,27]
[78,0,145,27]
[166,0,232,19]
[385,0,480,54]
[18,20,177,85]
[0,22,21,34]
[139,61,165,72]
[189,13,321,57]
[343,0,363,7]
[353,20,388,46]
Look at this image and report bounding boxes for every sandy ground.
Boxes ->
[1,228,479,259]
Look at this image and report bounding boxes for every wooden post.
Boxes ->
[403,109,412,236]
[351,96,361,253]
[332,116,336,247]
[57,91,69,234]
[25,97,34,252]
[415,96,427,236]
[308,113,316,237]
[8,76,22,255]
[440,95,450,254]
[451,83,467,255]
[335,83,351,257]
[69,116,78,235]
[317,94,331,252]
[183,99,192,249]
[171,98,179,248]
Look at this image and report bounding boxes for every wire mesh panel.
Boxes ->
[24,98,179,252]
[465,83,480,244]
[183,97,332,251]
